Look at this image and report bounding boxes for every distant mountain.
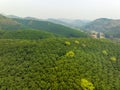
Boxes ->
[82,18,120,38]
[47,18,90,29]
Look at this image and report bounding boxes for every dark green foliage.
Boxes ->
[0,30,56,39]
[0,38,120,89]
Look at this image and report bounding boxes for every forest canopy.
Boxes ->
[0,38,120,90]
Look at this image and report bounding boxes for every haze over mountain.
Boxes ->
[6,15,22,19]
[48,18,90,29]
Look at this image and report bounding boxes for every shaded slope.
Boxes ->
[14,18,88,38]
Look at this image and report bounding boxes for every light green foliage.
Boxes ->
[102,50,108,55]
[75,40,80,44]
[66,51,75,57]
[81,79,95,90]
[82,43,86,47]
[65,41,71,46]
[110,56,116,62]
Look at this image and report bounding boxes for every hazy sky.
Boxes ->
[0,0,120,20]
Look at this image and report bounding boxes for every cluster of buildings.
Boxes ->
[90,31,105,38]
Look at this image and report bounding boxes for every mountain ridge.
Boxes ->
[0,14,88,38]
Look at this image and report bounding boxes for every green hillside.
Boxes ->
[14,18,87,38]
[0,14,88,38]
[0,38,120,90]
[0,30,56,39]
[0,15,26,30]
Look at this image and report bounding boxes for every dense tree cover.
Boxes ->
[0,38,120,90]
[0,30,57,39]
